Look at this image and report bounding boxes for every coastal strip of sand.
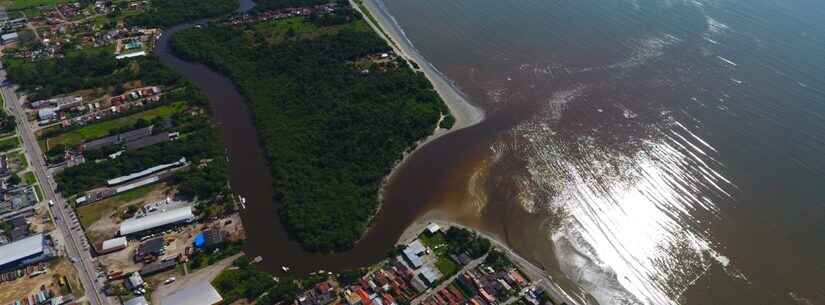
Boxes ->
[350,0,484,132]
[351,0,486,237]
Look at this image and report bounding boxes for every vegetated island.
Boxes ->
[170,0,455,252]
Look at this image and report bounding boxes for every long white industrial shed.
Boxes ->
[107,157,186,186]
[119,206,195,236]
[161,280,223,305]
[0,234,45,270]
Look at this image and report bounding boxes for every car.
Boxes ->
[48,200,54,207]
[163,277,176,285]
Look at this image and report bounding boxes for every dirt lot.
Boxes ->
[29,204,55,233]
[79,183,169,245]
[97,213,245,282]
[0,258,83,305]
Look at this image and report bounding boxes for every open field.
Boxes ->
[77,183,165,228]
[45,101,187,150]
[1,0,69,17]
[0,258,82,305]
[0,136,19,152]
[23,171,35,185]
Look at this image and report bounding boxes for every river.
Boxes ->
[156,0,825,304]
[154,0,441,276]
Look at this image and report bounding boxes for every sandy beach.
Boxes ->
[350,0,484,132]
[351,0,485,235]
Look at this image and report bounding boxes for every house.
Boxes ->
[126,272,144,291]
[140,259,177,276]
[1,32,18,45]
[134,237,164,261]
[344,289,362,305]
[402,239,427,269]
[425,223,441,234]
[99,237,127,254]
[38,108,58,121]
[419,266,442,286]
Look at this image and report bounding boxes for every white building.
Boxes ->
[119,206,194,236]
[161,281,223,305]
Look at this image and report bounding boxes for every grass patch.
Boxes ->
[419,231,447,249]
[76,183,161,228]
[16,151,27,170]
[0,136,19,152]
[23,171,36,185]
[33,184,43,202]
[5,0,67,10]
[46,101,187,150]
[435,256,459,278]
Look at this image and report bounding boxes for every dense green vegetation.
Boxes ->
[4,50,180,100]
[188,240,244,270]
[337,268,367,286]
[484,250,514,270]
[0,110,16,134]
[171,6,447,252]
[0,136,19,152]
[444,227,491,259]
[55,126,225,196]
[253,0,329,10]
[46,101,187,150]
[213,257,301,304]
[126,0,239,27]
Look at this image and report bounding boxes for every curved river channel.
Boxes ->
[153,0,451,275]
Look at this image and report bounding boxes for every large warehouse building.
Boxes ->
[0,233,54,272]
[161,281,223,305]
[119,206,195,237]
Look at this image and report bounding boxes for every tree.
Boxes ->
[8,173,21,186]
[170,11,448,252]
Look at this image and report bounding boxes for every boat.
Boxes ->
[238,196,247,209]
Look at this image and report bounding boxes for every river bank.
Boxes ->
[340,0,486,246]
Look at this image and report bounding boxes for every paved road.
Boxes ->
[0,70,110,305]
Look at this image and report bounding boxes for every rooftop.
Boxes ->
[119,206,194,236]
[0,234,44,268]
[124,296,149,305]
[161,281,223,305]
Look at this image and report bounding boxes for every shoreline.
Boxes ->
[352,0,484,131]
[398,211,581,305]
[350,0,485,242]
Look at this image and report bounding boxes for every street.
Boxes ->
[0,69,110,305]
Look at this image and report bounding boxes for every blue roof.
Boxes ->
[194,233,205,248]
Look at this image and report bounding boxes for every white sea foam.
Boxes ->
[717,56,738,66]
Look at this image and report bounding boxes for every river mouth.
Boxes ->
[154,0,479,275]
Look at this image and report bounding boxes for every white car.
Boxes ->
[163,277,176,285]
[48,200,54,207]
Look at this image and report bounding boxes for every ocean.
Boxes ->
[377,0,825,304]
